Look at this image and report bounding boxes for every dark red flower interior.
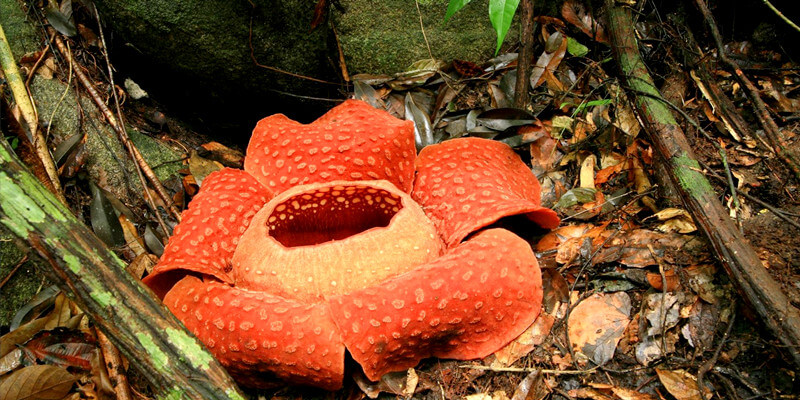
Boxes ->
[267,186,402,247]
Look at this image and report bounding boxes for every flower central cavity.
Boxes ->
[231,180,445,302]
[267,185,402,247]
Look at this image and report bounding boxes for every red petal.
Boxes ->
[245,99,416,194]
[412,138,560,247]
[143,168,272,298]
[327,228,543,381]
[164,276,346,390]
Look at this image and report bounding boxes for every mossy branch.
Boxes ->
[0,138,245,399]
[605,0,800,368]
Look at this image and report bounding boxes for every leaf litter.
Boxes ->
[3,0,800,398]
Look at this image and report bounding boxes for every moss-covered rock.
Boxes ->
[334,0,515,74]
[0,227,47,328]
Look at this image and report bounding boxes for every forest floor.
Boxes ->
[1,1,800,399]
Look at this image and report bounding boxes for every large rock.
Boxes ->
[334,0,505,74]
[92,0,512,137]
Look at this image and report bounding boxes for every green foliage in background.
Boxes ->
[445,0,521,55]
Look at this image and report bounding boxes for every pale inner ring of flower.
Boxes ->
[267,186,401,247]
[231,180,445,302]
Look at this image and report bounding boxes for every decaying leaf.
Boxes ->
[9,286,60,331]
[199,141,244,168]
[493,314,556,367]
[353,368,418,399]
[188,151,224,187]
[682,300,720,351]
[560,0,609,43]
[656,368,710,400]
[19,328,97,371]
[568,292,631,365]
[0,365,77,400]
[510,370,547,400]
[90,182,125,248]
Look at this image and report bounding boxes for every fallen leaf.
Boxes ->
[0,365,77,400]
[199,142,244,168]
[20,328,97,371]
[494,314,555,366]
[188,151,224,187]
[682,300,719,351]
[353,368,418,399]
[510,370,547,400]
[656,368,709,400]
[0,317,49,357]
[561,0,609,43]
[568,292,631,365]
[646,268,680,291]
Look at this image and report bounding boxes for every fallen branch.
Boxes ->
[0,22,65,204]
[605,0,800,368]
[0,139,245,399]
[694,0,800,181]
[49,31,182,222]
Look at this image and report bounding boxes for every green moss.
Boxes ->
[0,172,46,237]
[128,130,183,182]
[0,0,40,58]
[158,387,186,400]
[136,332,169,370]
[165,327,214,370]
[0,227,47,327]
[334,0,518,74]
[673,154,715,194]
[62,253,82,274]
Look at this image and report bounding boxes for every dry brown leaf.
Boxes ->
[119,214,147,258]
[646,268,680,291]
[580,154,597,189]
[188,150,224,187]
[511,371,547,400]
[0,317,49,357]
[127,253,158,280]
[0,365,77,400]
[568,292,631,365]
[567,387,614,400]
[656,368,709,400]
[560,0,609,43]
[44,293,72,330]
[493,314,555,366]
[353,368,418,399]
[530,31,567,90]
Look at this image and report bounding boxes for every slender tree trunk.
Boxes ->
[0,138,246,399]
[605,0,800,368]
[514,0,535,108]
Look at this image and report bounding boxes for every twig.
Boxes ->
[514,0,534,108]
[414,0,435,62]
[697,302,737,400]
[0,254,28,290]
[247,17,340,85]
[0,22,65,204]
[699,160,800,231]
[761,0,800,33]
[91,9,174,237]
[606,0,800,368]
[96,328,134,400]
[695,0,800,181]
[459,365,599,374]
[49,31,181,222]
[25,34,53,88]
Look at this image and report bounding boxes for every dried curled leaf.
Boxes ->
[0,365,77,400]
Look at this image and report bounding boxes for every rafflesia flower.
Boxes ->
[143,100,560,390]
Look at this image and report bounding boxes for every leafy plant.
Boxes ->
[445,0,521,55]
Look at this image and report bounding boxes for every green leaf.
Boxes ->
[444,0,473,22]
[567,37,589,57]
[488,0,520,55]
